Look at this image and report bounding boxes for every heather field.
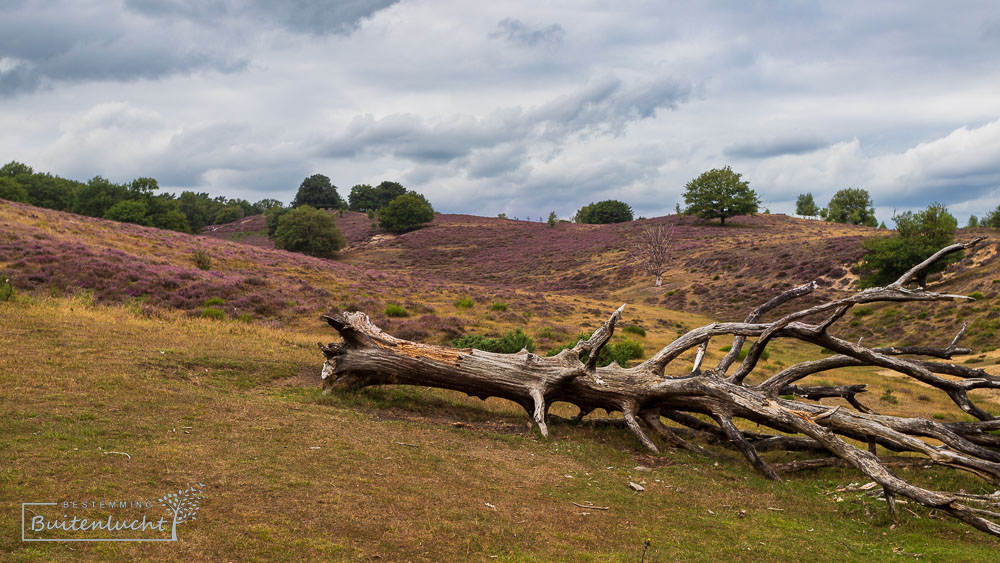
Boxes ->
[4,199,1000,560]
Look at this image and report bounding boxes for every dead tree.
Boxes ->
[627,225,673,287]
[318,238,1000,537]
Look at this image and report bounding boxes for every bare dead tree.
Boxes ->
[628,225,674,287]
[318,238,1000,537]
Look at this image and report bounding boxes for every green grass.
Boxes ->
[384,304,409,317]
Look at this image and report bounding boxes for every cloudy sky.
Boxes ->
[2,0,999,224]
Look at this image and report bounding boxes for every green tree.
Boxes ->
[547,211,558,227]
[273,206,346,258]
[983,205,1000,229]
[73,176,128,218]
[265,207,291,238]
[252,199,284,214]
[795,193,819,217]
[682,166,759,225]
[177,191,216,232]
[379,192,435,233]
[857,203,958,288]
[0,176,29,202]
[821,188,878,227]
[967,215,979,228]
[0,161,33,177]
[374,181,407,209]
[292,174,344,209]
[348,184,378,212]
[574,200,633,224]
[213,205,244,225]
[21,173,78,211]
[104,199,150,225]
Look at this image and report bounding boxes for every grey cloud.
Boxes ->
[724,137,830,159]
[322,75,691,175]
[125,0,401,36]
[1,0,398,96]
[489,18,565,46]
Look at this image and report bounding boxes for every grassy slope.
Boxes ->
[3,298,999,561]
[3,200,1000,559]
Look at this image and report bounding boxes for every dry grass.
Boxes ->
[3,297,999,561]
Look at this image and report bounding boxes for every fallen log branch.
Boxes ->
[318,237,1000,537]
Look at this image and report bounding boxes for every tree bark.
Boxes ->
[319,237,1000,537]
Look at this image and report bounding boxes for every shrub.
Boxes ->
[384,304,409,318]
[451,329,536,354]
[574,200,633,224]
[453,297,475,309]
[379,192,435,233]
[489,301,508,312]
[273,206,346,258]
[852,307,874,318]
[498,328,535,353]
[204,297,226,307]
[622,325,646,337]
[192,250,212,270]
[201,307,226,320]
[969,291,985,300]
[605,339,644,367]
[0,276,14,302]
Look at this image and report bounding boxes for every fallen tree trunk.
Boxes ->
[319,237,1000,537]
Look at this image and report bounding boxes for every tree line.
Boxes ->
[0,162,436,259]
[0,161,281,234]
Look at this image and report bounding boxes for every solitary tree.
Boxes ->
[967,215,979,228]
[378,192,435,233]
[795,193,819,217]
[274,206,346,258]
[628,226,674,287]
[574,200,633,224]
[547,211,558,227]
[682,166,759,225]
[857,203,958,288]
[821,188,878,227]
[292,174,344,209]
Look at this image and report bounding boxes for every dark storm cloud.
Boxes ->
[724,137,830,159]
[489,18,565,46]
[0,0,399,96]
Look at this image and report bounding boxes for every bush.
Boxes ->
[453,297,475,309]
[852,307,874,317]
[451,329,536,354]
[622,325,646,337]
[273,206,346,258]
[0,276,14,302]
[201,307,226,320]
[384,304,409,318]
[192,250,212,270]
[574,200,633,224]
[379,192,435,233]
[969,291,985,300]
[204,297,225,307]
[103,199,150,225]
[497,328,535,353]
[983,205,1000,229]
[489,301,508,312]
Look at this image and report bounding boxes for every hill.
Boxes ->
[3,199,1000,558]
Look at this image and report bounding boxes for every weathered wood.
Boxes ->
[318,237,1000,537]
